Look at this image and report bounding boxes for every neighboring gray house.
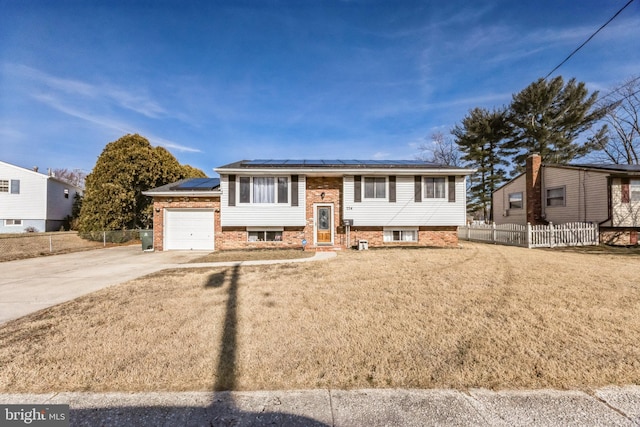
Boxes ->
[0,160,83,233]
[493,154,640,245]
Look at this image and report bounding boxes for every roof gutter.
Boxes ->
[214,167,476,176]
[142,190,222,197]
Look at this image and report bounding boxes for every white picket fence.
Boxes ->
[458,222,599,248]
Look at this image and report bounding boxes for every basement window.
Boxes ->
[248,229,283,242]
[5,219,22,226]
[383,228,418,242]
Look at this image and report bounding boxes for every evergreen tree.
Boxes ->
[505,76,608,173]
[79,134,205,232]
[452,107,510,221]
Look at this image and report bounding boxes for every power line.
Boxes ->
[544,0,636,79]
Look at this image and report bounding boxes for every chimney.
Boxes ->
[33,166,39,172]
[526,154,544,225]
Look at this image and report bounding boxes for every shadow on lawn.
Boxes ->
[70,266,329,426]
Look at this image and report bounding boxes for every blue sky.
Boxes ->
[1,0,639,177]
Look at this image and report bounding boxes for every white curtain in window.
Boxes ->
[253,177,275,203]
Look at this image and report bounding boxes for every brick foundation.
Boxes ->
[600,228,640,246]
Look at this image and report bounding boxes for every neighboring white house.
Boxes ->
[493,154,640,245]
[145,160,475,251]
[0,160,83,233]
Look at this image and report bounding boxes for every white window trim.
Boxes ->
[383,227,418,242]
[247,227,284,242]
[545,186,566,207]
[362,176,387,200]
[238,176,290,205]
[423,177,447,200]
[5,219,22,226]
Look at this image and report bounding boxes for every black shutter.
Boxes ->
[448,176,456,203]
[354,176,361,203]
[291,175,299,207]
[389,176,396,202]
[228,175,236,206]
[414,176,422,202]
[622,177,630,204]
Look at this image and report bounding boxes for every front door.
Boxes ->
[316,206,332,244]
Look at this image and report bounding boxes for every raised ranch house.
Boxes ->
[493,154,640,245]
[144,159,475,251]
[0,160,82,233]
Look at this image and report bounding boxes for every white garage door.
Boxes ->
[165,209,215,250]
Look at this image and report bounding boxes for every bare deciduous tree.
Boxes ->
[416,131,461,166]
[52,168,88,188]
[594,76,640,164]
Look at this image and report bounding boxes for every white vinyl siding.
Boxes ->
[343,175,467,226]
[0,161,82,233]
[631,179,640,202]
[612,177,640,227]
[220,174,306,227]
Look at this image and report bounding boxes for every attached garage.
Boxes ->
[165,209,215,250]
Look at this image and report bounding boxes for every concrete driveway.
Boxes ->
[0,246,208,324]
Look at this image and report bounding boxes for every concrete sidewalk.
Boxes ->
[1,387,639,426]
[0,246,335,324]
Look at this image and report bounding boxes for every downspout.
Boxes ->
[599,176,613,226]
[540,164,546,220]
[582,169,587,222]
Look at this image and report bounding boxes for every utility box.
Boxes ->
[140,229,154,251]
[358,239,369,250]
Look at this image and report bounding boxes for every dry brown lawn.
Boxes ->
[0,232,103,262]
[1,242,639,393]
[190,249,315,263]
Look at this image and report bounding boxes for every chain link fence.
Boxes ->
[0,230,148,262]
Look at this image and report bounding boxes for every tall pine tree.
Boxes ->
[505,76,607,173]
[452,107,510,221]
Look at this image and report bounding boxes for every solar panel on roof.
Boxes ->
[171,178,220,191]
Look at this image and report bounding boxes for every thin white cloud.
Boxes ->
[7,64,170,120]
[372,151,391,160]
[31,93,201,153]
